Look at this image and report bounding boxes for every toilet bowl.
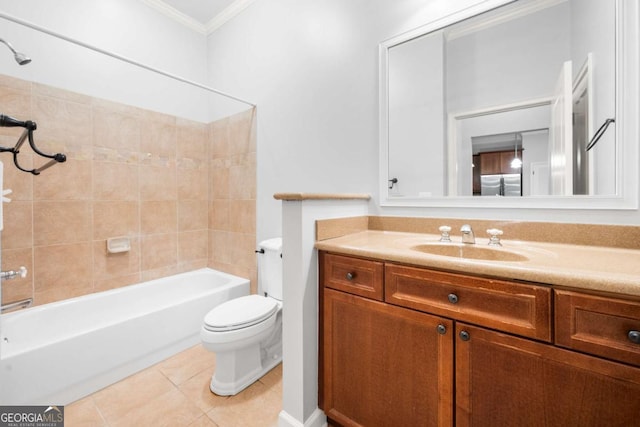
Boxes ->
[201,238,283,396]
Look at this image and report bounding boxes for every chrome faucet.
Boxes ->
[460,224,475,244]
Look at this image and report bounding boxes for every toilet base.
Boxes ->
[208,313,283,396]
[210,352,281,396]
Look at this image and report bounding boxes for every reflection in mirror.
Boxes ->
[382,0,626,205]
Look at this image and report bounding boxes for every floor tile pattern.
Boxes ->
[66,345,282,426]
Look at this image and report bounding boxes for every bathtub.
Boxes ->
[0,268,249,405]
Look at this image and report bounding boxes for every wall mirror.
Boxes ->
[379,0,639,209]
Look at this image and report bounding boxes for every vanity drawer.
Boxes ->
[555,290,640,367]
[321,252,384,301]
[385,263,552,341]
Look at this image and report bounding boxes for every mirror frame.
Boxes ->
[379,0,639,210]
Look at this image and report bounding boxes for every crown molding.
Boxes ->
[206,0,257,34]
[139,0,207,34]
[446,0,567,41]
[140,0,257,35]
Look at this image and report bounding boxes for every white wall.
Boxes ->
[388,31,444,198]
[207,0,640,238]
[571,0,616,195]
[446,2,570,112]
[0,0,235,122]
[206,0,515,242]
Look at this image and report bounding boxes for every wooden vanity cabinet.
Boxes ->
[319,252,640,426]
[320,252,453,426]
[322,287,453,427]
[456,323,640,427]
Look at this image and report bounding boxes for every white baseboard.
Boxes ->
[278,408,326,427]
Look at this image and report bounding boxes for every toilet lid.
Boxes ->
[204,295,279,332]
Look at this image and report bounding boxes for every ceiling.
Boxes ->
[143,0,252,34]
[160,0,236,25]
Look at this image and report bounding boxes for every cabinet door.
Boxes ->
[480,152,501,175]
[321,288,453,427]
[456,323,640,427]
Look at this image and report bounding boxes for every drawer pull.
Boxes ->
[345,272,355,281]
[459,330,470,341]
[448,293,459,304]
[628,330,640,344]
[436,324,447,335]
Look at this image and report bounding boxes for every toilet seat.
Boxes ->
[204,295,279,332]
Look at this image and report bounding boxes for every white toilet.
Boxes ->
[200,237,283,396]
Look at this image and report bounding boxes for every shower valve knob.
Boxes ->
[0,266,27,280]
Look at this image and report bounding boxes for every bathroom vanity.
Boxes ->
[316,221,640,426]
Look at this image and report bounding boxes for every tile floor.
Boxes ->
[65,344,282,427]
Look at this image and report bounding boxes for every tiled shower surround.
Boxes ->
[0,74,257,307]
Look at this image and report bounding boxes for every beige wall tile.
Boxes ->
[178,230,208,263]
[228,199,256,234]
[177,259,207,273]
[32,92,92,153]
[94,273,141,293]
[140,111,176,160]
[141,233,177,271]
[93,239,140,282]
[33,201,91,246]
[177,118,208,160]
[2,201,32,249]
[33,242,92,301]
[228,156,256,200]
[141,200,177,235]
[208,200,229,231]
[178,164,208,201]
[209,159,229,199]
[93,161,139,201]
[141,265,180,282]
[139,163,177,201]
[0,77,258,308]
[209,118,229,160]
[32,82,92,105]
[93,201,139,240]
[209,230,231,265]
[229,232,257,271]
[228,108,255,156]
[178,200,208,231]
[2,153,33,200]
[0,83,31,138]
[92,103,141,154]
[33,158,92,200]
[1,247,33,303]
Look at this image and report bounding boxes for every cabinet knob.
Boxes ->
[628,330,640,344]
[459,330,470,341]
[448,293,459,304]
[345,272,355,281]
[436,324,447,335]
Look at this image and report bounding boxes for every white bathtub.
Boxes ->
[0,268,249,405]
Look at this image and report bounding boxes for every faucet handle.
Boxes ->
[0,266,27,280]
[487,229,503,246]
[438,226,452,242]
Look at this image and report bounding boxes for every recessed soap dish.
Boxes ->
[106,236,131,254]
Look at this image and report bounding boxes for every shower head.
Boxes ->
[0,38,31,65]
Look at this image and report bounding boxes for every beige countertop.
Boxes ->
[315,230,640,298]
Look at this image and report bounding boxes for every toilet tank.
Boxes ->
[258,238,283,301]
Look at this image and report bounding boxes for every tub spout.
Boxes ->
[1,298,32,313]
